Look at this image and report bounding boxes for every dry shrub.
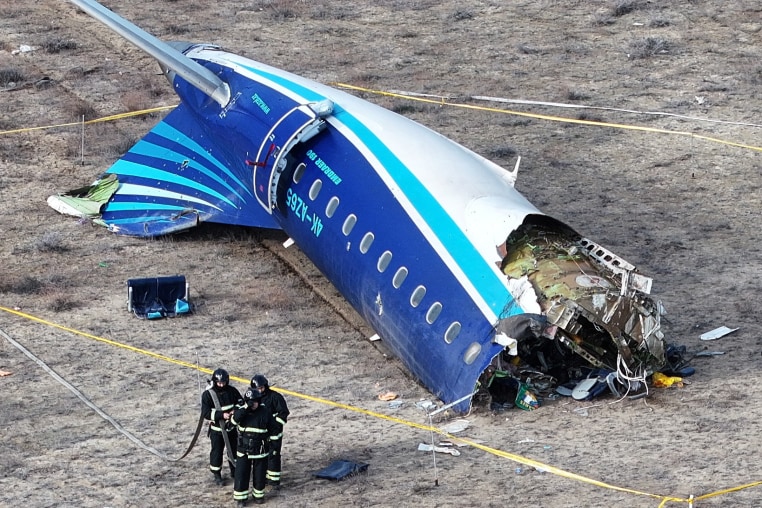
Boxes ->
[391,102,426,115]
[42,37,78,53]
[449,9,474,21]
[649,16,671,27]
[33,232,69,253]
[749,66,762,85]
[64,98,99,122]
[566,89,590,101]
[591,12,615,26]
[0,68,24,87]
[611,0,644,17]
[256,0,308,21]
[106,134,139,158]
[165,24,190,35]
[577,112,604,123]
[5,276,43,295]
[488,145,517,159]
[47,295,80,312]
[309,5,357,21]
[121,90,152,113]
[628,37,672,59]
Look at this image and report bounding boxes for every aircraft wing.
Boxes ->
[49,104,280,236]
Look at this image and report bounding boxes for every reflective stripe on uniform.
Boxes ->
[236,450,269,459]
[233,489,250,501]
[211,404,237,421]
[238,426,268,434]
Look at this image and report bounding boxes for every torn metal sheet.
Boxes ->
[700,326,739,341]
[418,443,461,456]
[46,174,119,218]
[495,217,665,388]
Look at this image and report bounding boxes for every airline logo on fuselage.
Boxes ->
[252,93,271,115]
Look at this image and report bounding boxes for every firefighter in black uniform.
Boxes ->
[232,388,277,505]
[250,374,290,488]
[201,368,242,486]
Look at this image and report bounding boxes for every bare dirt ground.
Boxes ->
[2,1,761,507]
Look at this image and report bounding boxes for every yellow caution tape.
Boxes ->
[0,105,176,135]
[333,83,762,154]
[2,305,760,505]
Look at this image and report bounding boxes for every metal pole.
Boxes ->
[80,114,85,165]
[427,412,439,486]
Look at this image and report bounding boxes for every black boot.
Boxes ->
[212,470,224,486]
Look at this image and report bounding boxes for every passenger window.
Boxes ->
[326,196,339,218]
[444,322,461,344]
[426,302,442,324]
[392,267,408,288]
[377,251,392,273]
[342,214,357,236]
[463,342,482,365]
[309,179,322,200]
[359,232,374,254]
[410,285,426,307]
[293,162,306,184]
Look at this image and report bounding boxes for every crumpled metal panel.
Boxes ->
[500,218,665,375]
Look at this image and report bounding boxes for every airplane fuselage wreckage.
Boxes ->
[51,0,666,412]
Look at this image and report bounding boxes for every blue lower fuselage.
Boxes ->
[99,50,536,410]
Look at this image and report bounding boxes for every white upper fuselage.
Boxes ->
[195,47,544,325]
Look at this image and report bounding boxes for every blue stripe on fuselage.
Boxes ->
[107,159,235,209]
[237,63,516,318]
[148,121,253,199]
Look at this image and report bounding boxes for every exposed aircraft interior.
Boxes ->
[482,215,666,405]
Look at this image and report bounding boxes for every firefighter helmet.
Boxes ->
[244,389,262,407]
[212,368,229,385]
[250,374,269,390]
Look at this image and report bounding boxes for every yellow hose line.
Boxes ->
[0,105,176,135]
[333,83,762,154]
[4,306,759,505]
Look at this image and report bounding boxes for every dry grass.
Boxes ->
[3,1,762,507]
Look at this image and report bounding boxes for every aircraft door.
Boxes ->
[252,101,332,212]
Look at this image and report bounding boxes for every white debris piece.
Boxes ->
[699,326,738,341]
[12,45,38,55]
[438,419,470,434]
[417,443,461,456]
[415,399,436,411]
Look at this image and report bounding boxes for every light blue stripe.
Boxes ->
[129,138,248,203]
[107,160,235,209]
[105,202,189,212]
[151,122,253,198]
[241,64,515,316]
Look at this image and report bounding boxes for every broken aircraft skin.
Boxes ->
[51,0,666,412]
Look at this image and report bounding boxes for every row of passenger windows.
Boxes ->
[293,168,463,346]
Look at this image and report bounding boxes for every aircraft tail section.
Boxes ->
[49,104,280,236]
